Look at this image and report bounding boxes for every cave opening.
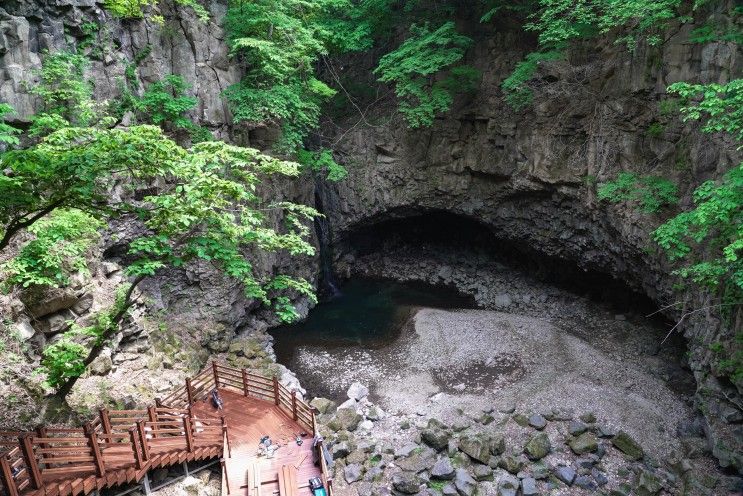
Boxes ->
[340,209,662,317]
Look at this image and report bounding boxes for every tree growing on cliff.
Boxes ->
[0,124,319,392]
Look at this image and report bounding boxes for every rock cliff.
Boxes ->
[0,0,740,473]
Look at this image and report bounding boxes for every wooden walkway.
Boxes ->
[0,363,332,496]
[193,390,319,496]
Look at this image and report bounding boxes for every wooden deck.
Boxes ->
[0,363,332,496]
[194,390,320,496]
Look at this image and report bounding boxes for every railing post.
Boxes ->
[185,378,194,405]
[220,417,231,459]
[291,391,298,421]
[241,369,249,397]
[212,361,220,388]
[311,412,317,435]
[129,428,144,470]
[272,376,280,406]
[99,409,112,436]
[221,459,230,495]
[0,455,19,496]
[87,430,105,477]
[183,415,194,453]
[18,434,42,490]
[136,421,150,461]
[148,406,158,438]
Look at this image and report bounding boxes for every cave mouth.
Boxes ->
[339,209,661,317]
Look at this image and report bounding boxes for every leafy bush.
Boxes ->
[374,22,477,128]
[598,172,678,213]
[0,104,20,146]
[668,80,743,141]
[28,51,110,135]
[296,148,348,181]
[103,0,209,22]
[136,74,197,129]
[501,51,561,110]
[1,209,103,289]
[224,78,335,152]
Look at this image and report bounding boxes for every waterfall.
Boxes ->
[314,178,341,299]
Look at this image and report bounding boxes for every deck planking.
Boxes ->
[192,389,320,496]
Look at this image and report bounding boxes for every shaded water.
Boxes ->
[269,278,475,391]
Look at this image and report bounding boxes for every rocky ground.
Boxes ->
[270,246,743,495]
[312,384,742,496]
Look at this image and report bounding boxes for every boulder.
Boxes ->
[635,470,663,496]
[395,443,419,459]
[458,435,491,464]
[524,432,551,460]
[422,428,449,451]
[569,432,598,455]
[310,397,337,414]
[328,408,362,432]
[521,477,538,496]
[21,286,78,319]
[330,441,351,460]
[347,382,369,401]
[15,317,35,341]
[497,473,519,496]
[88,353,113,376]
[497,455,523,474]
[528,414,547,430]
[344,463,363,484]
[489,434,506,455]
[612,431,644,460]
[431,457,455,480]
[472,464,493,481]
[392,472,421,494]
[454,469,478,496]
[568,420,588,436]
[555,466,576,486]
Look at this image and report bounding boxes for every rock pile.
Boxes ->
[316,384,742,496]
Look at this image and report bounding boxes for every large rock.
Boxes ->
[611,431,644,460]
[431,457,455,480]
[327,408,362,432]
[569,432,598,455]
[422,428,449,451]
[524,432,551,460]
[346,382,369,401]
[497,473,519,496]
[20,287,78,319]
[310,397,337,414]
[555,466,576,486]
[458,435,491,464]
[344,463,363,483]
[392,472,421,494]
[453,469,478,496]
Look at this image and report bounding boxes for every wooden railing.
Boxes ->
[0,362,331,496]
[161,362,332,494]
[160,362,316,434]
[0,403,222,496]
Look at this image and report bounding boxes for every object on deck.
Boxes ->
[312,434,334,468]
[309,477,327,496]
[295,434,303,446]
[211,389,224,410]
[257,435,279,457]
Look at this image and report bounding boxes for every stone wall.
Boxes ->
[319,3,742,472]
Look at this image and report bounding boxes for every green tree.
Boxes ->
[0,125,179,250]
[374,21,478,127]
[653,80,743,300]
[0,104,21,146]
